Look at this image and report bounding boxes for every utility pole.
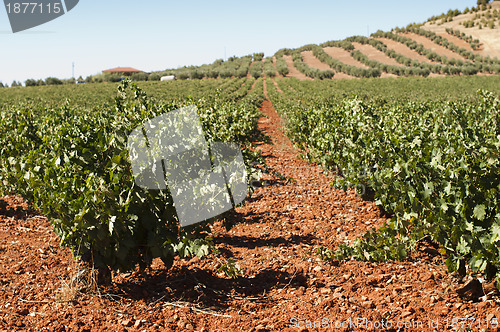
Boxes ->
[224,47,226,61]
[72,62,75,78]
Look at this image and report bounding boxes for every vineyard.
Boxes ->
[266,76,500,275]
[1,1,500,329]
[0,78,265,273]
[1,74,500,330]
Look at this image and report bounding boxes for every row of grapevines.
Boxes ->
[0,78,249,109]
[275,75,500,103]
[0,79,264,272]
[267,77,500,283]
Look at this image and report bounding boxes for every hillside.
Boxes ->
[422,0,500,59]
[277,1,500,80]
[145,1,500,82]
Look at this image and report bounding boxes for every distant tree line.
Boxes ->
[427,0,493,25]
[158,54,259,80]
[77,54,263,83]
[477,0,492,7]
[25,77,66,86]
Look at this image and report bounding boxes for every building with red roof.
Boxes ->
[102,67,143,76]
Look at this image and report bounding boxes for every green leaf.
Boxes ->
[423,182,434,199]
[473,204,486,221]
[490,224,500,243]
[109,216,116,235]
[457,237,470,255]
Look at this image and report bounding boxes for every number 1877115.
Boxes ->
[6,2,62,14]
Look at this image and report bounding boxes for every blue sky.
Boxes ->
[0,0,477,85]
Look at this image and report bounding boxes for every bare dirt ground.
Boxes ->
[352,42,402,67]
[301,51,355,80]
[300,51,332,71]
[436,32,476,52]
[427,73,446,78]
[329,72,357,80]
[422,1,500,59]
[401,33,470,62]
[282,55,312,81]
[2,82,500,331]
[322,47,370,69]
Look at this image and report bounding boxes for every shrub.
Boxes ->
[176,72,190,80]
[264,57,276,77]
[249,61,263,79]
[25,79,37,87]
[253,52,264,62]
[104,74,123,83]
[131,72,149,82]
[148,73,161,81]
[276,56,289,76]
[45,77,63,85]
[219,70,232,79]
[189,70,204,80]
[206,69,219,79]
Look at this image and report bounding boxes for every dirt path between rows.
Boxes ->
[1,86,500,331]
